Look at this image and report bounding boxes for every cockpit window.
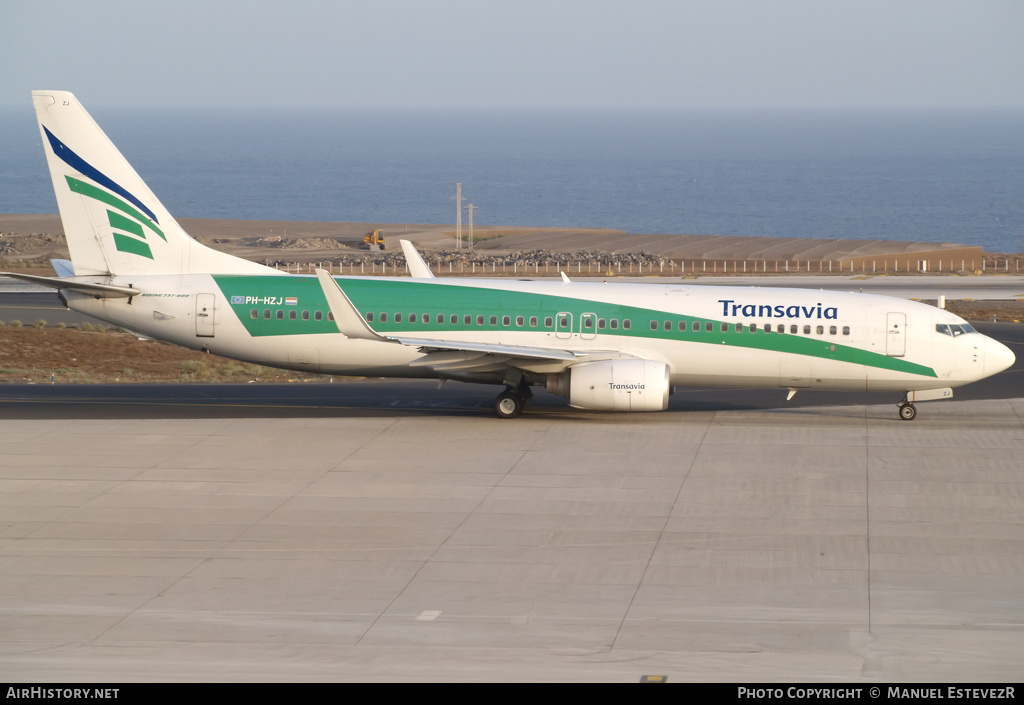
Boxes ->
[936,323,978,337]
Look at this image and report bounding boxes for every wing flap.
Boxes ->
[393,336,581,361]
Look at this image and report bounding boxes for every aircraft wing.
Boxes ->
[394,337,592,374]
[392,337,579,361]
[314,269,619,374]
[399,240,434,278]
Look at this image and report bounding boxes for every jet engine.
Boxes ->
[547,359,671,411]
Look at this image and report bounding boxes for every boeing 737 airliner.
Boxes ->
[3,91,1015,419]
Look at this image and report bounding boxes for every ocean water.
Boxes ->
[2,106,1022,252]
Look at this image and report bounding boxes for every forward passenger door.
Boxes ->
[886,312,906,357]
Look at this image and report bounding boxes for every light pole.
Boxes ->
[453,183,464,249]
[466,204,477,251]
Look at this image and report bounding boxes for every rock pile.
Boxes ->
[270,248,667,270]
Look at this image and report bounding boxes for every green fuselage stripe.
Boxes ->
[212,275,938,378]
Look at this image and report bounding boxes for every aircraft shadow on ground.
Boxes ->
[0,382,969,421]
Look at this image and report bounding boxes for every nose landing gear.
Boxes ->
[896,387,953,421]
[898,402,917,421]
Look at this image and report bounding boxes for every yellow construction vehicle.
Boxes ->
[360,229,385,250]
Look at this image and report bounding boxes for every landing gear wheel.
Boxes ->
[898,402,917,421]
[494,390,524,419]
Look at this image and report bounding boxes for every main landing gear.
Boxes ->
[494,383,532,419]
[897,402,917,421]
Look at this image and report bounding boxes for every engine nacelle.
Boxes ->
[547,359,671,411]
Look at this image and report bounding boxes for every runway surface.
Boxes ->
[2,282,1023,681]
[2,349,1023,681]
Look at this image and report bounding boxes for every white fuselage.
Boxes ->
[65,274,1013,394]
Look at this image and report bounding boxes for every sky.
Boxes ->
[2,0,1023,110]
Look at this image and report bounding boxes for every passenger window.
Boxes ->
[829,326,837,335]
[477,315,484,325]
[289,310,296,320]
[763,323,771,333]
[749,324,756,333]
[409,313,416,323]
[366,312,374,322]
[490,315,497,325]
[777,324,784,333]
[650,320,658,330]
[691,321,700,332]
[678,321,687,331]
[250,309,258,319]
[623,320,631,330]
[790,325,797,334]
[328,312,334,321]
[530,316,538,327]
[464,315,471,325]
[502,315,510,326]
[451,314,459,324]
[803,325,810,334]
[395,313,402,323]
[302,311,310,320]
[842,326,850,335]
[263,310,271,320]
[706,322,713,332]
[559,316,568,328]
[816,325,824,335]
[516,316,524,326]
[545,317,554,327]
[664,320,672,331]
[380,313,387,323]
[584,318,593,329]
[276,310,284,320]
[422,314,430,324]
[610,319,618,329]
[721,323,727,332]
[735,323,743,333]
[598,319,605,329]
[315,311,323,321]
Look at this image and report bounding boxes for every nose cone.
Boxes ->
[984,336,1016,377]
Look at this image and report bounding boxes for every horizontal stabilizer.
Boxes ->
[50,259,75,277]
[0,272,140,298]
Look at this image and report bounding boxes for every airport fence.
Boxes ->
[270,254,1023,277]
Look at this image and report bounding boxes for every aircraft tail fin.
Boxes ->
[32,91,275,277]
